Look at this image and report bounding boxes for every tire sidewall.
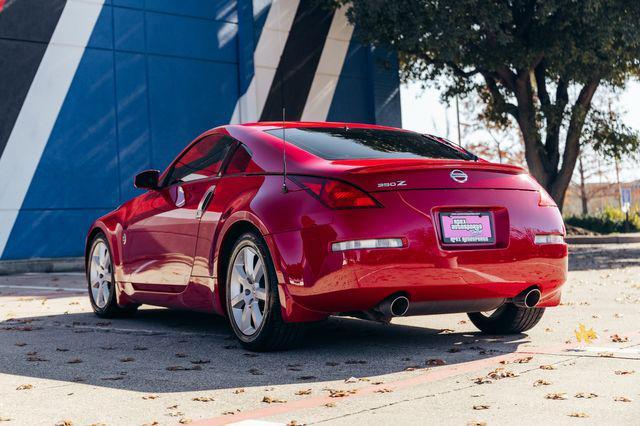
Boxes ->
[86,234,118,316]
[225,232,279,345]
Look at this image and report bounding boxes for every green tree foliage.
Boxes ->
[331,0,640,210]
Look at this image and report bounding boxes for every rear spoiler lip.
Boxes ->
[341,160,526,175]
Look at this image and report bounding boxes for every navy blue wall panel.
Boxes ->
[146,56,238,168]
[115,52,151,202]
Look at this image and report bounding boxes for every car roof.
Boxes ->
[230,121,412,132]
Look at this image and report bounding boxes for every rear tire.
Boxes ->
[225,231,306,351]
[86,233,138,318]
[467,304,545,334]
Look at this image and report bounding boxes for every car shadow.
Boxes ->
[569,244,640,271]
[1,308,527,393]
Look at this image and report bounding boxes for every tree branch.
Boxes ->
[481,72,519,118]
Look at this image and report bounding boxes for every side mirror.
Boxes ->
[134,170,160,190]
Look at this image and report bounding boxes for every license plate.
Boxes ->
[439,212,494,245]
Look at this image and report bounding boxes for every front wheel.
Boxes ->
[467,304,545,334]
[225,232,306,351]
[86,233,138,318]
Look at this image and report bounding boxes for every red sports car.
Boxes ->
[85,122,567,351]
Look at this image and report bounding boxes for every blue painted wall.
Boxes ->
[0,0,401,260]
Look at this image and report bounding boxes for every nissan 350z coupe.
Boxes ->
[85,122,568,351]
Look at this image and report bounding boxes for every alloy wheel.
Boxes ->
[229,245,268,336]
[89,241,112,308]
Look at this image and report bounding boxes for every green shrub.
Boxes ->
[565,206,640,234]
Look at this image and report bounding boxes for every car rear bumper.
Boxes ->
[269,189,568,322]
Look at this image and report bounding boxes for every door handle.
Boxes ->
[196,185,216,219]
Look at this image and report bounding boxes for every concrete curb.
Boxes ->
[565,234,640,244]
[0,257,84,275]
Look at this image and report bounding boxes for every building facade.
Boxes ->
[0,0,401,260]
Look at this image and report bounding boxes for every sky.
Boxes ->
[400,80,640,183]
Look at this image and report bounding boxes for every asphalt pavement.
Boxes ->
[1,243,639,425]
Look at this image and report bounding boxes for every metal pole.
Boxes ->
[455,95,462,147]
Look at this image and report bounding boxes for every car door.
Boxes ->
[123,133,234,288]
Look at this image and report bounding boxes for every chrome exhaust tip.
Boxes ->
[377,295,410,317]
[512,288,541,308]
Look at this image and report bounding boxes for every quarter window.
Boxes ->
[225,144,252,175]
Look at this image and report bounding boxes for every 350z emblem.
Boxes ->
[377,180,407,188]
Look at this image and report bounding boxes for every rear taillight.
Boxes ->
[538,189,557,207]
[291,176,379,209]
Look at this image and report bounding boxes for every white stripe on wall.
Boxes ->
[0,0,105,257]
[230,0,300,123]
[300,5,354,121]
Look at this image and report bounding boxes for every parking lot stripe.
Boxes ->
[0,284,82,292]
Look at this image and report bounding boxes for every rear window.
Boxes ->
[265,127,473,161]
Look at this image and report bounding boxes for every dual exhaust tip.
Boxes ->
[512,288,541,309]
[377,295,410,317]
[376,288,541,319]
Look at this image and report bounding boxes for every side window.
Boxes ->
[225,144,252,175]
[166,134,233,185]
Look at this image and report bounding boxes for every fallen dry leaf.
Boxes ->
[568,412,589,418]
[466,421,487,426]
[120,357,135,363]
[610,334,629,343]
[327,389,357,398]
[295,389,312,395]
[375,388,393,394]
[191,359,210,365]
[233,389,245,394]
[598,352,614,358]
[426,358,446,366]
[614,370,635,375]
[55,420,73,426]
[192,396,215,402]
[539,365,556,370]
[0,417,12,422]
[345,359,367,365]
[16,384,33,390]
[178,419,192,424]
[324,403,336,408]
[545,392,568,400]
[67,358,82,364]
[575,392,598,399]
[14,342,26,347]
[166,365,202,371]
[473,405,490,410]
[614,396,632,402]
[222,409,240,415]
[175,353,187,358]
[344,377,358,383]
[262,396,287,404]
[574,324,597,344]
[142,395,160,400]
[533,379,552,387]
